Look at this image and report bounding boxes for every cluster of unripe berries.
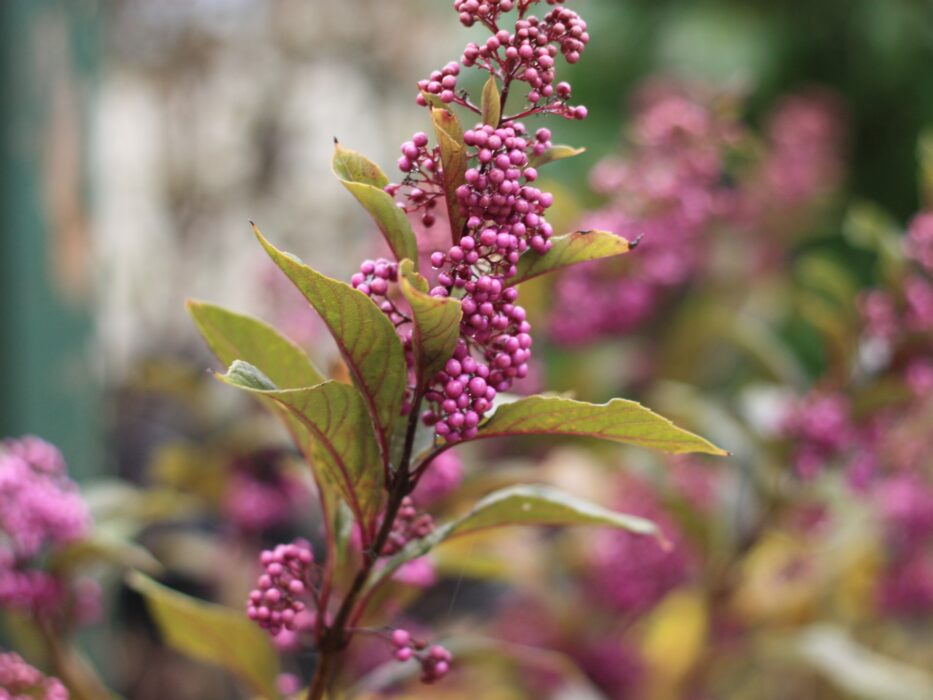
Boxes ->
[246,540,314,636]
[390,629,453,684]
[382,497,435,556]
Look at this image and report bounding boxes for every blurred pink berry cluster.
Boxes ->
[0,436,90,618]
[780,207,933,616]
[0,652,68,700]
[549,83,847,345]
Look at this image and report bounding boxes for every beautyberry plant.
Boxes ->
[130,2,726,697]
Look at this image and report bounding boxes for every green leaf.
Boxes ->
[254,226,407,463]
[368,484,661,593]
[127,572,282,700]
[420,91,447,109]
[441,484,659,538]
[511,229,635,285]
[224,359,277,391]
[332,143,419,266]
[529,145,586,169]
[475,395,728,455]
[481,75,501,127]
[219,365,385,535]
[187,300,326,389]
[432,107,469,243]
[397,259,462,388]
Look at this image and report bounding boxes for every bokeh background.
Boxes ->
[4,0,933,698]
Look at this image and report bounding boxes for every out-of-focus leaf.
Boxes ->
[641,590,708,693]
[398,259,462,388]
[511,230,634,285]
[332,143,419,265]
[219,364,384,535]
[369,484,659,591]
[528,145,586,169]
[843,201,905,281]
[792,625,933,700]
[474,395,728,455]
[481,75,501,127]
[187,301,325,389]
[796,254,857,311]
[255,226,406,463]
[919,129,933,209]
[49,531,162,576]
[432,107,469,242]
[127,572,282,700]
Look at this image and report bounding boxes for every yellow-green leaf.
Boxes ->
[254,226,406,464]
[529,145,586,169]
[332,143,419,265]
[476,395,728,455]
[431,107,469,243]
[127,572,282,700]
[481,75,501,127]
[368,484,661,593]
[511,229,635,285]
[219,366,385,535]
[187,300,326,389]
[49,532,162,576]
[397,259,462,388]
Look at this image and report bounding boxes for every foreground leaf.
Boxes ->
[368,484,660,593]
[792,625,933,700]
[398,259,462,388]
[332,143,419,265]
[254,226,407,463]
[220,365,385,534]
[128,572,282,700]
[511,229,635,285]
[432,107,469,242]
[529,145,586,169]
[476,396,728,455]
[187,300,325,389]
[481,75,501,127]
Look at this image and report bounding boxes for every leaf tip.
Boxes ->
[630,234,644,250]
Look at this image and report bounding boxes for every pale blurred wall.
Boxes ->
[92,0,458,376]
[1,0,460,475]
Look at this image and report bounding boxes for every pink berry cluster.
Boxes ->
[367,2,593,443]
[350,258,405,324]
[583,478,691,617]
[445,1,588,120]
[0,652,68,700]
[389,629,452,684]
[382,497,435,556]
[860,212,933,344]
[246,540,315,636]
[223,449,308,534]
[548,83,847,346]
[780,393,858,480]
[0,436,90,617]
